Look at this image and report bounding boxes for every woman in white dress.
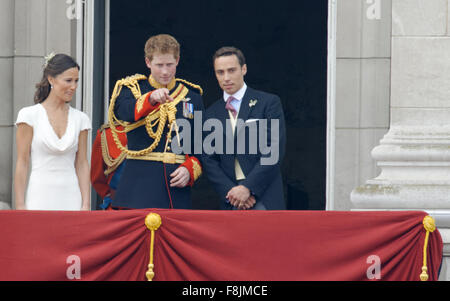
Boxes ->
[14,53,91,211]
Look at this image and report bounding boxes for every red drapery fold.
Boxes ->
[0,210,442,281]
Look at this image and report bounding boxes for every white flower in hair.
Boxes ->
[44,52,56,68]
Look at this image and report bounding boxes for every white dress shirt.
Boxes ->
[223,82,247,115]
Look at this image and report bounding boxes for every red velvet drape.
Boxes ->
[0,210,442,281]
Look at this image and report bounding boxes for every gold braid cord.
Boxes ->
[108,74,189,157]
[100,128,127,176]
[420,215,436,281]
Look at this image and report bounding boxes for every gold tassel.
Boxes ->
[145,213,162,281]
[420,215,436,281]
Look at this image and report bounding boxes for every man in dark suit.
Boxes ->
[203,46,286,210]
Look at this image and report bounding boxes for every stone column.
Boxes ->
[351,0,450,281]
[11,0,49,209]
[333,0,391,210]
[0,0,15,210]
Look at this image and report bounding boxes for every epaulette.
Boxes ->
[176,78,203,96]
[119,74,148,100]
[122,73,147,84]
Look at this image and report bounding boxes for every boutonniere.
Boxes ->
[249,99,258,108]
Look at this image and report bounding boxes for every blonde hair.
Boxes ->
[144,34,180,62]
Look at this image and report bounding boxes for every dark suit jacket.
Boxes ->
[202,86,286,210]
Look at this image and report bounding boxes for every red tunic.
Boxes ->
[90,125,127,199]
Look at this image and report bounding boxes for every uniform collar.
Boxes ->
[223,82,247,102]
[148,75,177,91]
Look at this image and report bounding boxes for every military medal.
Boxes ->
[183,102,194,119]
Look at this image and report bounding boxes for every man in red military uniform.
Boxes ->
[90,124,127,209]
[107,34,204,209]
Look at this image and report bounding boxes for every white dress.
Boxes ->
[16,104,92,211]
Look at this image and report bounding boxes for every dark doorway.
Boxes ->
[109,0,328,210]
